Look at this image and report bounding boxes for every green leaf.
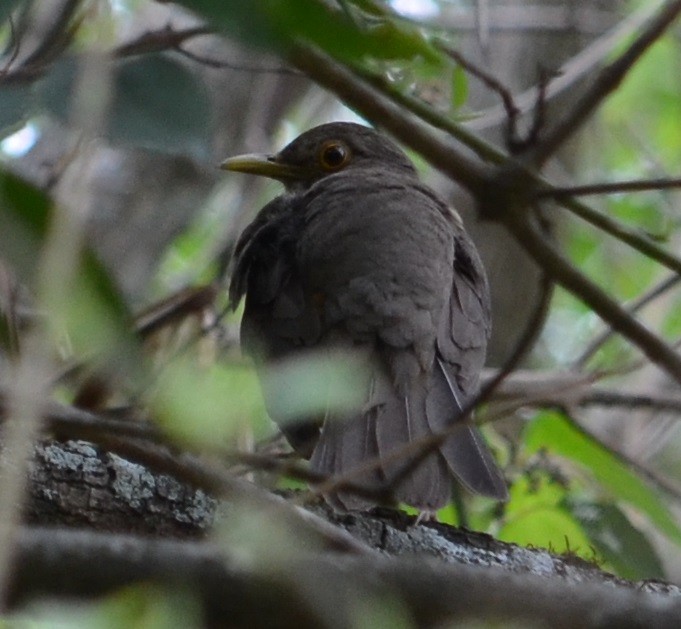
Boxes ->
[0,83,33,137]
[14,583,202,629]
[0,0,22,24]
[109,54,211,157]
[603,37,681,170]
[0,169,52,283]
[0,168,132,359]
[173,0,281,50]
[450,64,468,110]
[571,501,664,580]
[523,411,681,545]
[497,472,593,556]
[61,248,134,358]
[261,349,368,423]
[38,54,211,156]
[177,0,444,68]
[150,360,269,449]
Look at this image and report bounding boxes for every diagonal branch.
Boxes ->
[113,25,212,57]
[502,211,681,384]
[559,195,681,276]
[574,273,681,369]
[289,45,490,195]
[537,177,681,198]
[358,68,506,165]
[527,0,681,167]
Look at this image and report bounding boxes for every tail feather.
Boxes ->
[310,354,508,511]
[310,390,384,511]
[311,362,452,511]
[438,424,508,499]
[374,373,450,510]
[429,358,508,500]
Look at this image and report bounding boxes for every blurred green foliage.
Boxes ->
[15,584,202,629]
[37,54,211,157]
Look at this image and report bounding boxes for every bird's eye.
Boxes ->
[319,141,350,171]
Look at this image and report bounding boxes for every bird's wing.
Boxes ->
[230,197,323,354]
[430,228,508,500]
[229,197,323,456]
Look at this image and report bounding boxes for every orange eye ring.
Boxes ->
[319,140,350,171]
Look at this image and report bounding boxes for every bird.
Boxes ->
[223,121,508,512]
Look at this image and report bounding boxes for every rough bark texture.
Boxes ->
[26,440,216,536]
[7,524,681,629]
[0,432,671,626]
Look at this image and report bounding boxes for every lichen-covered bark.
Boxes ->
[10,438,681,628]
[27,440,215,536]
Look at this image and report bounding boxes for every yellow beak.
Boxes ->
[220,153,307,181]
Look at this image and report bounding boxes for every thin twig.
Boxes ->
[113,24,300,75]
[175,46,300,74]
[437,41,519,127]
[437,41,555,154]
[20,0,80,69]
[559,195,681,276]
[485,370,681,415]
[592,336,681,380]
[537,177,681,198]
[113,25,212,57]
[502,212,681,384]
[578,389,681,414]
[574,273,681,369]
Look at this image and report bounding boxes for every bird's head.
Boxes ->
[221,122,417,192]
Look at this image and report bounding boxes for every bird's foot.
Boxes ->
[414,509,438,526]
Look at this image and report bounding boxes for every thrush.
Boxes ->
[223,122,507,511]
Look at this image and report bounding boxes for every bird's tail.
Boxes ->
[429,357,508,500]
[310,356,507,511]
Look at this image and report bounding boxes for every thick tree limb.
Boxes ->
[7,526,681,628]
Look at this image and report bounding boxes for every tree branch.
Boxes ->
[289,45,490,195]
[537,177,681,198]
[502,213,681,384]
[574,273,681,369]
[557,195,681,276]
[527,0,681,167]
[8,527,681,627]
